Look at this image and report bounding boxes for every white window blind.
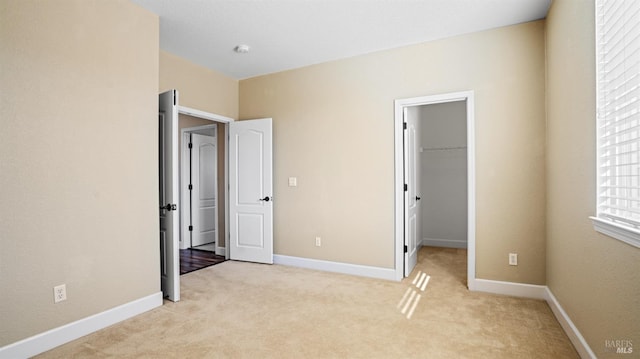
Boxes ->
[595,0,640,237]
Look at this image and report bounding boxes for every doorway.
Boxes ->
[394,91,476,289]
[180,123,221,253]
[179,122,227,274]
[158,89,275,301]
[412,102,468,249]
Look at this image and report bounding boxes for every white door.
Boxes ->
[229,118,273,264]
[404,108,421,276]
[191,133,217,247]
[159,90,180,301]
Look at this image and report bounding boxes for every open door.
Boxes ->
[159,90,180,301]
[229,118,273,264]
[404,108,420,276]
[191,133,218,248]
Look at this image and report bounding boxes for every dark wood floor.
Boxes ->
[180,248,226,275]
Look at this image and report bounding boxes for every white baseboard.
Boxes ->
[215,246,225,256]
[422,238,467,248]
[0,292,163,359]
[544,288,596,359]
[471,279,595,358]
[472,278,547,299]
[273,254,397,281]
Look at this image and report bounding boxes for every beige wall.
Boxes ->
[160,50,238,120]
[0,0,159,346]
[179,114,214,129]
[545,0,640,356]
[240,21,547,283]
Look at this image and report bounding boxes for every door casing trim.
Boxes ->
[180,125,221,254]
[393,91,476,288]
[177,106,234,260]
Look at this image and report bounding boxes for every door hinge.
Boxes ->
[403,122,407,130]
[188,225,193,231]
[404,245,408,253]
[160,204,177,211]
[188,184,193,190]
[173,90,176,105]
[188,142,193,149]
[404,184,408,192]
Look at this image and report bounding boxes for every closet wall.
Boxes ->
[416,101,468,248]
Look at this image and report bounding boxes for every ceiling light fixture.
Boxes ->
[234,44,250,54]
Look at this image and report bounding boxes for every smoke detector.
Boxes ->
[234,44,250,53]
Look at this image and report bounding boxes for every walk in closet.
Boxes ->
[411,100,468,248]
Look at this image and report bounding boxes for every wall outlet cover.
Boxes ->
[54,284,67,303]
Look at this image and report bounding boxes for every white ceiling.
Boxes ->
[131,0,551,80]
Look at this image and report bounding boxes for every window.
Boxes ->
[592,0,640,248]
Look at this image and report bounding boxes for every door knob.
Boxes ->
[161,204,177,211]
[259,196,271,202]
[416,196,421,201]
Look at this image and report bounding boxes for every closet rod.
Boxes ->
[420,146,467,152]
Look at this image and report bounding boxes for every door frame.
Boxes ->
[180,124,220,253]
[177,106,234,260]
[393,91,476,289]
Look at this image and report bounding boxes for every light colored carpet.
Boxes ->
[37,247,578,358]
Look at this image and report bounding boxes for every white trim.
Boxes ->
[174,106,234,260]
[273,255,397,281]
[422,238,467,249]
[178,106,234,123]
[216,246,225,256]
[224,122,230,260]
[590,216,640,248]
[0,292,162,359]
[544,288,597,359]
[180,125,219,251]
[466,94,477,290]
[472,279,546,299]
[393,101,404,281]
[472,280,596,358]
[394,91,476,286]
[181,124,219,133]
[180,131,192,250]
[181,127,219,251]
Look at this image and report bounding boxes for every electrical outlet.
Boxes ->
[315,237,321,247]
[54,284,67,303]
[509,253,518,266]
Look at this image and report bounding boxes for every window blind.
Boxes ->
[596,0,640,229]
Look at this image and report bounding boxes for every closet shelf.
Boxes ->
[420,146,467,152]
